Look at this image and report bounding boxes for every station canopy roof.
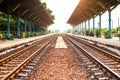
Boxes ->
[0,0,54,26]
[67,0,120,26]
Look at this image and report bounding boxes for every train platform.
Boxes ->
[0,34,53,52]
[69,34,120,50]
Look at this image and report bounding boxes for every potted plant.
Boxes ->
[86,30,89,36]
[95,28,100,37]
[21,32,26,38]
[89,30,94,36]
[103,29,109,38]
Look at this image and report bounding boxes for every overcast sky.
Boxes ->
[42,0,120,31]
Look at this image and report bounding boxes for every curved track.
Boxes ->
[0,34,57,80]
[65,34,120,80]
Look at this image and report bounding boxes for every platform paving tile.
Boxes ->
[70,34,120,47]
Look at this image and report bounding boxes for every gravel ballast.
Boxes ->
[29,37,89,80]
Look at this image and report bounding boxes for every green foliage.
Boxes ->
[0,11,17,31]
[0,12,7,31]
[0,31,7,39]
[42,3,47,9]
[67,29,72,33]
[48,30,54,33]
[95,28,100,37]
[89,30,94,36]
[116,26,120,32]
[73,30,79,34]
[86,30,89,36]
[102,28,108,36]
[21,32,25,38]
[51,15,55,20]
[111,28,117,33]
[74,30,78,33]
[117,26,120,37]
[47,8,52,15]
[41,3,55,21]
[40,27,50,34]
[85,30,94,36]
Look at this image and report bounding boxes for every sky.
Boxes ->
[41,0,80,32]
[41,0,120,31]
[92,5,120,29]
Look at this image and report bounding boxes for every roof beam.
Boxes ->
[117,0,120,2]
[10,3,22,12]
[0,0,3,3]
[90,8,103,16]
[0,0,53,26]
[67,0,119,26]
[97,1,108,10]
[36,18,40,23]
[33,16,39,21]
[84,13,91,20]
[20,9,29,17]
[90,8,97,14]
[29,13,34,18]
[78,17,82,23]
[81,16,85,21]
[110,3,119,11]
[85,12,91,17]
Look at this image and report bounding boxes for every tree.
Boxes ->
[0,11,16,31]
[67,29,72,33]
[41,3,55,21]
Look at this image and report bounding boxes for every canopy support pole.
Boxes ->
[17,18,21,38]
[7,14,10,39]
[108,10,111,38]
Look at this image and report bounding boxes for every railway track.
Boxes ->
[0,35,51,60]
[65,34,120,80]
[0,35,57,80]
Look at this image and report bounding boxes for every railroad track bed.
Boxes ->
[71,34,120,57]
[66,34,120,80]
[14,43,50,80]
[1,34,120,80]
[78,36,120,57]
[0,35,56,80]
[0,36,47,60]
[29,35,90,80]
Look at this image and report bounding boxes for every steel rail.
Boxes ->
[66,35,120,80]
[2,35,57,80]
[0,35,53,65]
[67,35,120,62]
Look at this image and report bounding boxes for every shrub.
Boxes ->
[86,30,89,36]
[89,30,94,36]
[102,29,108,36]
[111,28,117,34]
[95,28,100,37]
